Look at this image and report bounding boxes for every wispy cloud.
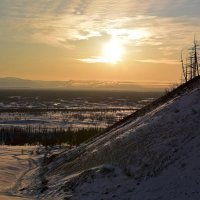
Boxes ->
[78,57,121,64]
[78,57,109,63]
[137,59,179,65]
[1,0,200,53]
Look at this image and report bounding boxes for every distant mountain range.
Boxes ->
[0,77,66,89]
[0,77,170,91]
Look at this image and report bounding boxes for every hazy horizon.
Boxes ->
[0,76,172,91]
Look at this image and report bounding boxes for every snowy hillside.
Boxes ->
[22,77,200,199]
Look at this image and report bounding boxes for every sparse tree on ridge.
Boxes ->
[181,37,200,82]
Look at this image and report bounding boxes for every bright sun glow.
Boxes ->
[102,40,124,64]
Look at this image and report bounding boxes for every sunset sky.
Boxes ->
[0,0,200,83]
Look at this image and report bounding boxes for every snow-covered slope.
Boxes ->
[24,78,200,199]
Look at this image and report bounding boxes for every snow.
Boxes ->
[23,87,200,199]
[0,91,156,130]
[0,145,67,199]
[0,146,38,199]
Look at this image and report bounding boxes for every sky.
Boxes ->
[0,0,200,83]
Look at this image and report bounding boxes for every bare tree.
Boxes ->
[181,37,200,82]
[181,51,187,82]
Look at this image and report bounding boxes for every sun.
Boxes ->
[102,39,124,64]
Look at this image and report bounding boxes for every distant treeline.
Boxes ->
[0,107,136,113]
[0,126,104,146]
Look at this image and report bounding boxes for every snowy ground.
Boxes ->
[0,145,70,199]
[23,86,200,199]
[0,109,134,130]
[0,146,39,200]
[0,90,158,130]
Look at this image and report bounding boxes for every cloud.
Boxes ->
[1,0,200,51]
[78,57,113,64]
[137,59,179,65]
